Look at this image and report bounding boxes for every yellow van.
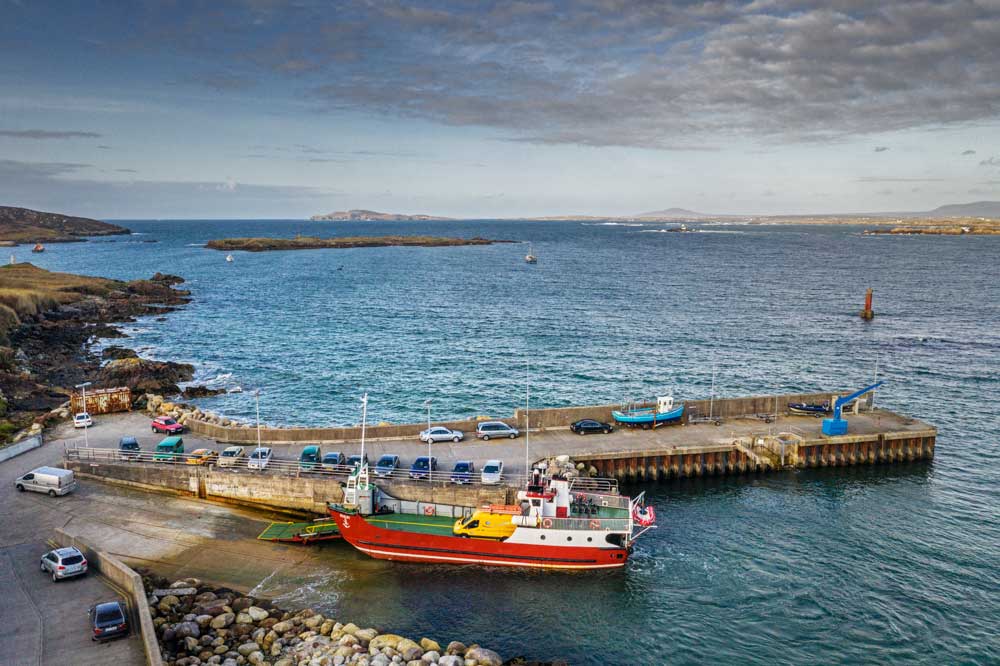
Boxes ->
[452,509,517,540]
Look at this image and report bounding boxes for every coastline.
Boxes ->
[205,235,510,252]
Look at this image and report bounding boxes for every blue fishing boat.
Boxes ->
[788,402,830,416]
[612,396,684,429]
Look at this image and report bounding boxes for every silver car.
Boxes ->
[476,421,519,440]
[420,426,464,443]
[40,546,88,582]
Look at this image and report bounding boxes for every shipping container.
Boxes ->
[71,386,132,415]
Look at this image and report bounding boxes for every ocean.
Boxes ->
[29,219,1000,663]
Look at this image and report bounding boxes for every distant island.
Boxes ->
[0,205,130,244]
[205,235,508,252]
[863,223,1000,236]
[310,209,454,222]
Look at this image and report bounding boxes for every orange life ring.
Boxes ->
[423,505,435,516]
[589,519,601,530]
[541,518,553,529]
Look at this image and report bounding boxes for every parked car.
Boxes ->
[450,460,475,484]
[476,421,519,440]
[15,466,77,496]
[185,448,218,465]
[570,419,614,435]
[321,452,345,469]
[346,454,369,470]
[151,416,184,434]
[420,426,464,443]
[218,445,245,467]
[40,546,87,582]
[409,456,438,479]
[374,454,400,477]
[118,436,140,460]
[481,459,504,485]
[73,412,93,428]
[89,600,129,642]
[153,436,184,462]
[248,447,273,470]
[299,445,322,470]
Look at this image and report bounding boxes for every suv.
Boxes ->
[248,447,273,470]
[374,454,400,477]
[90,601,129,642]
[151,416,184,434]
[476,421,520,440]
[299,445,322,471]
[409,456,438,479]
[218,446,245,467]
[40,546,88,582]
[118,436,141,460]
[450,460,475,484]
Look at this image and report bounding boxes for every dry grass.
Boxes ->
[0,263,118,319]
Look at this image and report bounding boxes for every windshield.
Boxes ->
[413,459,428,469]
[377,456,395,466]
[454,463,470,472]
[323,454,341,463]
[484,465,500,473]
[162,418,176,425]
[222,449,238,457]
[250,450,263,459]
[95,606,123,623]
[62,555,84,565]
[301,452,319,462]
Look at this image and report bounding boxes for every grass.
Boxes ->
[0,263,121,337]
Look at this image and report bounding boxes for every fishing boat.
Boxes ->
[612,395,684,428]
[32,243,44,253]
[525,243,537,264]
[788,402,830,416]
[328,465,656,569]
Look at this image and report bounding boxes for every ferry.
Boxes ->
[328,465,656,569]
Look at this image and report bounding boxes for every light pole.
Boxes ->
[75,381,92,448]
[424,399,432,482]
[525,357,530,484]
[360,392,368,470]
[254,389,262,451]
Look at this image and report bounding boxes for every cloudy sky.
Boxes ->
[1,0,999,219]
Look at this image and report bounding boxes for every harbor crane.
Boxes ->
[822,381,884,436]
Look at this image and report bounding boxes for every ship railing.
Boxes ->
[568,476,619,494]
[541,516,631,532]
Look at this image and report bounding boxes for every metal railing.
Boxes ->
[539,516,631,532]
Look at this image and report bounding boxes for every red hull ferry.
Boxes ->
[328,466,656,570]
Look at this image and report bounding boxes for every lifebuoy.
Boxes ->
[632,505,656,527]
[541,518,553,529]
[423,505,435,516]
[589,519,601,530]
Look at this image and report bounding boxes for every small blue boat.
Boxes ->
[612,396,684,428]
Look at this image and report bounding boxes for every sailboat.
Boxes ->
[525,243,537,264]
[225,254,234,263]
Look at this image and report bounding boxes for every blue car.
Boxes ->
[409,456,438,479]
[450,460,475,484]
[374,454,400,477]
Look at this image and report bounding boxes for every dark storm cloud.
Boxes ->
[0,129,101,139]
[11,1,1000,150]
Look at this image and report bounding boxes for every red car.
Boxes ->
[151,416,184,434]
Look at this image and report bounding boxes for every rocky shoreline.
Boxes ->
[0,263,199,443]
[142,573,532,666]
[205,236,509,252]
[863,224,1000,235]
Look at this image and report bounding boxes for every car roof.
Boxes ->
[484,459,502,465]
[55,547,82,557]
[158,436,182,445]
[223,445,243,451]
[191,448,211,454]
[94,601,123,612]
[455,460,472,465]
[252,446,271,452]
[302,445,319,453]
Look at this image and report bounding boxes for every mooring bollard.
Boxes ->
[860,287,875,320]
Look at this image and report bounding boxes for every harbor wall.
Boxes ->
[63,459,508,514]
[181,392,839,444]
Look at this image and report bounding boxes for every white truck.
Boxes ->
[14,466,77,496]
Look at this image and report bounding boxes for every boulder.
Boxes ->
[355,627,378,643]
[270,620,294,634]
[236,612,254,625]
[195,615,214,628]
[174,621,201,639]
[247,606,269,622]
[396,638,423,661]
[370,635,404,651]
[231,597,254,612]
[419,639,441,653]
[445,642,466,656]
[210,613,235,629]
[421,651,440,663]
[303,614,324,629]
[158,595,180,612]
[464,646,502,666]
[438,657,463,666]
[340,622,360,636]
[236,641,260,657]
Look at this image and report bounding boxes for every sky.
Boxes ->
[1,0,999,219]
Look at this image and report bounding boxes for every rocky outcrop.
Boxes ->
[0,205,130,243]
[141,573,510,666]
[97,357,195,395]
[309,209,453,222]
[205,236,508,252]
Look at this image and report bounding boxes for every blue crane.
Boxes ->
[821,381,884,436]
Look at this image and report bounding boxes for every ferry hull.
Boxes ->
[329,509,630,570]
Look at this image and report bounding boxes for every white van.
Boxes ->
[14,466,77,496]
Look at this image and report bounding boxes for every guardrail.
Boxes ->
[64,445,525,488]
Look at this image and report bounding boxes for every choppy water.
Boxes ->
[30,220,1000,663]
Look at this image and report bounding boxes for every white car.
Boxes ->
[73,412,93,428]
[481,459,504,485]
[247,447,273,470]
[218,446,245,468]
[40,546,88,582]
[420,427,464,443]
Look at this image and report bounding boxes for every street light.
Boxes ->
[359,392,368,471]
[254,389,262,451]
[424,399,432,483]
[75,381,92,448]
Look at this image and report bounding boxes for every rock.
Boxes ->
[445,642,466,656]
[236,612,254,625]
[248,606,270,622]
[211,613,235,629]
[354,628,378,643]
[303,614,324,629]
[182,385,226,399]
[370,635,404,651]
[419,639,441,653]
[271,621,294,634]
[371,656,391,666]
[156,587,199,598]
[196,615,214,628]
[319,619,335,635]
[438,657,463,666]
[421,652,440,663]
[231,597,254,612]
[174,621,201,639]
[396,639,423,661]
[195,592,218,603]
[171,577,201,588]
[463,647,502,666]
[341,623,360,636]
[237,641,260,657]
[197,603,230,617]
[248,651,265,665]
[185,636,201,652]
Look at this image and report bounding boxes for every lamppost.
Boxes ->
[75,381,92,448]
[424,399,432,482]
[360,392,368,470]
[525,358,530,484]
[254,389,262,451]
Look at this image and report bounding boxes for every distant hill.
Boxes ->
[634,207,716,219]
[310,209,453,222]
[0,206,130,243]
[920,201,1000,218]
